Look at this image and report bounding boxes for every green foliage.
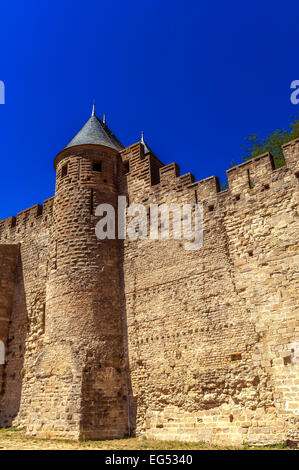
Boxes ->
[263,442,288,449]
[221,114,299,190]
[241,113,299,169]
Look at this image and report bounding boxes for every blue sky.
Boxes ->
[0,0,298,219]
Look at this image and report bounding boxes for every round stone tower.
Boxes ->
[28,107,128,440]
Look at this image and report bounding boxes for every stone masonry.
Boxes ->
[0,109,298,445]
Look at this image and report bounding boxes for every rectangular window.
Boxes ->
[61,163,68,178]
[247,169,254,189]
[93,162,102,172]
[123,161,130,174]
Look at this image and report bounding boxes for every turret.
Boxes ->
[25,106,128,439]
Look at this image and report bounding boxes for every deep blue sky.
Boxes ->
[0,0,298,219]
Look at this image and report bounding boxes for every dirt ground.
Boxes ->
[0,428,293,450]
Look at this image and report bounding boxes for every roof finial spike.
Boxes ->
[103,112,106,125]
[141,130,145,143]
[91,101,95,117]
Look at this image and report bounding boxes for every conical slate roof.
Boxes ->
[65,107,124,152]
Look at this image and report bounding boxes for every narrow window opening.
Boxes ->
[247,169,254,189]
[235,194,240,201]
[93,162,102,172]
[61,164,68,178]
[123,161,130,174]
[248,250,253,257]
[208,205,214,212]
[295,171,299,180]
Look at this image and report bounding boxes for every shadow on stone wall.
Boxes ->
[119,238,137,437]
[0,256,28,427]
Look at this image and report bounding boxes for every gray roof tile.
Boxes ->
[65,114,124,152]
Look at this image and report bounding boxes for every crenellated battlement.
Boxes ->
[0,197,54,240]
[189,175,220,200]
[226,152,275,193]
[1,138,298,239]
[121,138,298,206]
[159,163,180,182]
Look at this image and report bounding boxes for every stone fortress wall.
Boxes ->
[119,139,298,445]
[0,131,298,445]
